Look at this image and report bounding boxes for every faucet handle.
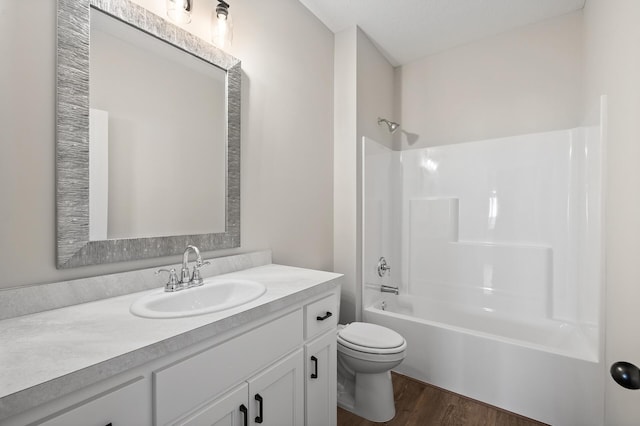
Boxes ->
[377,257,391,277]
[191,261,211,286]
[156,268,182,292]
[195,258,210,267]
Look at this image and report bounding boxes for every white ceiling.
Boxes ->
[298,0,586,66]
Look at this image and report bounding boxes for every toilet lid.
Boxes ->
[338,322,405,350]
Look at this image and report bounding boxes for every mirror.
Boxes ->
[56,0,241,268]
[89,8,227,240]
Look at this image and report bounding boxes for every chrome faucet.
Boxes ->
[156,245,210,292]
[181,245,210,287]
[381,284,399,295]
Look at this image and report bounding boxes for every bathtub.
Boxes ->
[363,295,604,425]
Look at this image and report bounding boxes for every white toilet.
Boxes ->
[336,322,407,422]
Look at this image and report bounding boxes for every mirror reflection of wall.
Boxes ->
[89,8,227,241]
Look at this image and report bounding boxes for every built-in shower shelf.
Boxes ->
[408,195,553,319]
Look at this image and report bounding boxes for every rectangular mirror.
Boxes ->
[57,0,241,268]
[90,8,227,240]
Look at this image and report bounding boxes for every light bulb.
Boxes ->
[166,0,191,24]
[211,1,233,49]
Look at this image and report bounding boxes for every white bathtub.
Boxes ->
[363,295,604,425]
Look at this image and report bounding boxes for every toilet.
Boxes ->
[336,322,407,422]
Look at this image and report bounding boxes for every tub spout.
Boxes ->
[381,285,399,295]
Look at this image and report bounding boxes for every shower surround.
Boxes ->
[362,123,604,424]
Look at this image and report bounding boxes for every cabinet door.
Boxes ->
[176,383,249,426]
[305,330,337,426]
[247,349,304,426]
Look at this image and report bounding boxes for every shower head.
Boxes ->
[378,117,400,134]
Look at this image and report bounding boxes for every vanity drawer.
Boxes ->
[39,377,149,426]
[154,309,303,425]
[304,293,338,339]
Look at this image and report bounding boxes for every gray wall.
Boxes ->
[395,11,583,149]
[333,27,395,323]
[0,0,334,289]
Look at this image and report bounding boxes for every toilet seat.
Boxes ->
[338,322,407,355]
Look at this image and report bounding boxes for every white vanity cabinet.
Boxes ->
[4,287,339,426]
[157,289,338,425]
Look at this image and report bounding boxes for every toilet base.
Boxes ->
[337,370,396,422]
[336,322,405,423]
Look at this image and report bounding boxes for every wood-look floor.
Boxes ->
[337,373,548,426]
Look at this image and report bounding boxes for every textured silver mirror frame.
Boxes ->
[56,0,241,268]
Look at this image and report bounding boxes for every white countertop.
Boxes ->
[0,264,342,420]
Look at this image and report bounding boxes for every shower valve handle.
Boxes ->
[377,257,391,277]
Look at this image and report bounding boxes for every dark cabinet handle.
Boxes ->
[255,393,264,423]
[239,404,248,426]
[316,311,332,321]
[311,356,318,379]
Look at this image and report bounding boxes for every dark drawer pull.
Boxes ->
[255,393,264,423]
[311,356,318,379]
[239,404,248,426]
[316,311,332,321]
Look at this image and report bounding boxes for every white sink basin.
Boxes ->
[130,278,266,319]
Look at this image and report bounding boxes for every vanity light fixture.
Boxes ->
[211,0,233,49]
[378,117,400,134]
[166,0,192,24]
